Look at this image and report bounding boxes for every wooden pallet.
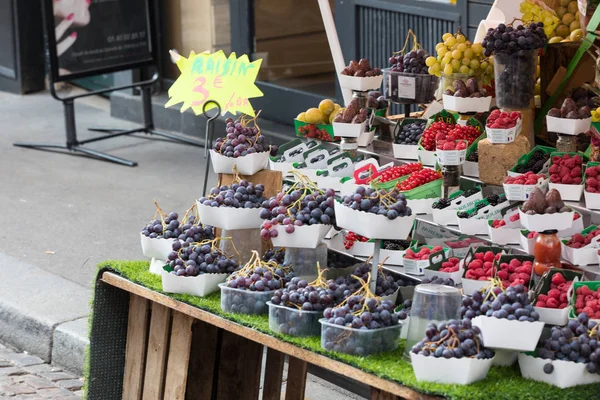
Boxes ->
[101,272,440,400]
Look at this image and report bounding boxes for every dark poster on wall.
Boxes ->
[46,0,154,81]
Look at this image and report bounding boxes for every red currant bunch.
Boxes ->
[344,231,369,249]
[378,163,423,183]
[397,168,441,191]
[446,125,481,145]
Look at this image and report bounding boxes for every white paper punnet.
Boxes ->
[491,350,517,366]
[462,160,479,178]
[486,117,522,144]
[437,148,467,166]
[432,208,459,226]
[518,353,600,388]
[332,121,366,138]
[488,224,521,245]
[392,144,419,160]
[417,149,437,166]
[338,74,383,91]
[546,115,592,136]
[196,202,263,230]
[518,208,574,232]
[270,224,331,249]
[422,266,462,285]
[209,149,269,175]
[520,231,536,255]
[334,201,415,240]
[357,129,375,147]
[269,159,296,174]
[410,353,494,385]
[442,95,492,114]
[161,269,228,297]
[140,233,175,260]
[458,217,489,235]
[561,241,598,266]
[534,305,570,326]
[548,183,583,202]
[149,258,167,275]
[461,278,490,296]
[585,190,600,210]
[407,198,437,215]
[472,316,544,351]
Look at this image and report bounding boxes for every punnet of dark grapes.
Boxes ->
[213,113,276,158]
[141,201,182,240]
[220,250,294,315]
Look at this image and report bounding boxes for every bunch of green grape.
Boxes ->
[425,32,493,87]
[520,0,559,37]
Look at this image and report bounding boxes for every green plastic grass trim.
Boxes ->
[97,260,600,399]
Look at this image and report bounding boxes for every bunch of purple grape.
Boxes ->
[351,262,399,297]
[259,187,336,240]
[537,313,600,374]
[422,276,456,286]
[213,117,278,158]
[482,22,546,56]
[167,242,238,276]
[397,299,411,320]
[411,318,495,359]
[171,216,215,252]
[323,297,400,330]
[226,265,294,292]
[262,248,286,265]
[142,212,180,239]
[271,277,347,312]
[198,180,266,209]
[460,284,540,322]
[389,49,429,74]
[342,186,411,220]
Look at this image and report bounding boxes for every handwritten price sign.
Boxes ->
[165,50,263,116]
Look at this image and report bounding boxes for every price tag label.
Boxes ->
[396,75,416,99]
[432,109,456,125]
[166,50,263,116]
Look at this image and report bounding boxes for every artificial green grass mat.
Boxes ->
[99,260,600,400]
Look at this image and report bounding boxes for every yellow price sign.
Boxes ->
[165,50,263,116]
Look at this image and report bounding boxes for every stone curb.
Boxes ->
[0,253,90,375]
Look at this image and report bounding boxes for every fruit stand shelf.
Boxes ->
[86,263,600,400]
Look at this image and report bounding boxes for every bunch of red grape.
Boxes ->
[226,264,294,292]
[199,180,266,209]
[213,116,278,158]
[167,241,239,276]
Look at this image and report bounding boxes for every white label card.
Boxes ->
[397,75,416,100]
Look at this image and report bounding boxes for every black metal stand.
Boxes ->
[13,73,203,167]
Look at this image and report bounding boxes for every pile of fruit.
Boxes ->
[537,314,600,375]
[482,22,547,56]
[340,59,382,77]
[486,109,521,129]
[262,248,285,265]
[431,187,480,210]
[259,176,336,239]
[436,140,467,151]
[376,163,423,183]
[343,231,369,250]
[213,115,275,158]
[332,98,367,124]
[411,318,494,359]
[367,90,388,110]
[461,283,540,322]
[425,30,492,84]
[438,257,461,273]
[464,250,501,281]
[549,153,583,185]
[586,165,600,193]
[396,299,412,320]
[421,276,456,285]
[443,78,489,98]
[457,194,505,219]
[341,186,412,220]
[535,272,572,310]
[573,286,600,319]
[323,295,400,331]
[395,121,426,145]
[490,214,520,229]
[404,246,444,261]
[522,188,569,215]
[444,237,486,249]
[519,0,559,38]
[225,251,294,292]
[297,99,342,125]
[199,180,267,209]
[351,262,399,297]
[548,97,592,120]
[526,231,539,239]
[382,240,413,251]
[388,30,430,74]
[523,0,585,43]
[420,123,482,151]
[142,203,181,240]
[167,238,239,276]
[271,276,345,312]
[504,171,545,185]
[513,148,551,174]
[397,168,441,191]
[565,228,600,248]
[496,257,533,288]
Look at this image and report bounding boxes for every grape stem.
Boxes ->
[226,249,292,284]
[308,262,330,289]
[152,199,168,234]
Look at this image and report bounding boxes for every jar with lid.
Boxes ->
[533,229,562,284]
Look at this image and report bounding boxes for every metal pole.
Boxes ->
[370,239,381,293]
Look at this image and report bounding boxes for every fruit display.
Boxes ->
[426,30,493,87]
[388,30,430,74]
[464,251,502,281]
[457,194,506,219]
[396,299,412,320]
[332,98,367,124]
[351,262,399,298]
[213,115,275,158]
[297,99,342,125]
[522,0,585,43]
[535,272,573,310]
[420,123,482,152]
[586,165,600,193]
[512,147,552,174]
[504,171,545,185]
[565,227,600,248]
[461,282,540,322]
[404,246,445,261]
[548,153,583,185]
[341,186,412,220]
[375,163,423,184]
[496,257,533,288]
[443,77,489,98]
[397,169,441,191]
[367,90,388,110]
[142,203,181,240]
[436,139,467,151]
[395,121,426,146]
[422,276,456,285]
[343,231,369,250]
[573,285,600,319]
[438,257,461,273]
[483,23,546,108]
[199,180,267,209]
[548,97,593,120]
[166,238,239,276]
[522,188,569,215]
[411,318,494,359]
[262,248,285,265]
[340,59,382,77]
[431,187,481,210]
[486,110,521,129]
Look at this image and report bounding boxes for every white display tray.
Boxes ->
[442,94,492,113]
[518,353,600,388]
[410,353,493,385]
[270,224,331,249]
[534,305,570,327]
[392,143,419,160]
[140,233,175,260]
[486,118,522,144]
[209,149,269,175]
[338,74,383,91]
[196,202,263,230]
[488,224,521,245]
[518,209,574,232]
[332,121,366,138]
[546,115,592,136]
[472,316,544,351]
[161,269,228,297]
[334,202,415,240]
[548,183,584,202]
[561,241,599,266]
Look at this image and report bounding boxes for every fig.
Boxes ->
[559,206,570,213]
[453,80,467,93]
[358,58,371,72]
[367,96,379,109]
[561,98,577,117]
[352,108,367,124]
[548,108,562,118]
[454,89,469,98]
[571,87,587,101]
[522,201,535,212]
[527,187,548,214]
[444,89,455,96]
[348,60,359,73]
[365,71,374,77]
[466,77,479,95]
[546,189,565,210]
[579,106,591,118]
[544,206,556,214]
[526,210,536,215]
[566,111,580,120]
[480,88,489,97]
[342,67,353,76]
[469,92,483,98]
[333,113,344,123]
[576,98,589,107]
[354,70,366,77]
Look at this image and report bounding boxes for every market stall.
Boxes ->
[84,0,600,398]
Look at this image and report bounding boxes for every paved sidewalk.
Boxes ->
[0,342,83,399]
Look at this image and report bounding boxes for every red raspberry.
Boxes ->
[483,251,495,262]
[548,289,561,300]
[536,300,546,307]
[551,273,566,285]
[546,298,559,308]
[537,294,548,302]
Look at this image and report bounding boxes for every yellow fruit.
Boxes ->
[459,65,469,74]
[561,38,572,42]
[470,59,480,69]
[305,108,325,124]
[480,61,489,70]
[570,28,584,41]
[318,99,335,116]
[452,50,462,59]
[556,24,570,38]
[442,33,452,41]
[444,64,453,75]
[462,57,471,66]
[556,6,568,18]
[457,43,467,52]
[567,1,578,14]
[548,36,564,44]
[429,63,441,74]
[562,13,575,25]
[426,56,437,67]
[451,59,461,70]
[456,35,467,44]
[445,36,457,47]
[536,64,540,77]
[436,42,445,51]
[560,0,570,6]
[471,43,483,55]
[296,112,307,122]
[570,20,581,31]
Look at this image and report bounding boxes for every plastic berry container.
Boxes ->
[383,69,439,104]
[319,319,402,356]
[219,283,274,315]
[267,301,323,337]
[494,49,537,109]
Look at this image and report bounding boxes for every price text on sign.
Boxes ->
[165,50,263,116]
